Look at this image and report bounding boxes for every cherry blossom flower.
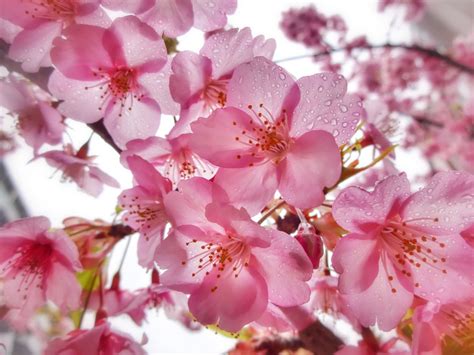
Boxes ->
[118,155,172,268]
[120,134,216,188]
[0,216,82,329]
[191,57,364,211]
[280,5,347,52]
[0,75,64,153]
[40,143,119,196]
[44,320,145,355]
[332,172,474,330]
[157,177,313,332]
[411,299,474,355]
[169,27,276,137]
[48,16,172,147]
[0,0,109,72]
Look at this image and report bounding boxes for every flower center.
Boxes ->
[380,215,446,293]
[1,242,52,297]
[163,148,215,186]
[121,197,167,241]
[202,79,228,110]
[25,0,77,22]
[233,104,291,165]
[182,235,250,293]
[87,67,143,116]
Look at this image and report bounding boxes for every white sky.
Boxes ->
[2,0,455,353]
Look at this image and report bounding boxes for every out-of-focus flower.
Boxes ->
[0,216,82,329]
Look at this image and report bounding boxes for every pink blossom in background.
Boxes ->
[191,57,363,211]
[411,299,474,355]
[332,172,474,331]
[45,320,145,355]
[452,31,474,68]
[118,155,172,268]
[377,0,426,22]
[169,27,276,137]
[280,5,347,52]
[120,134,216,188]
[157,177,312,332]
[0,0,109,72]
[0,75,64,153]
[0,216,82,329]
[48,16,171,147]
[40,143,119,197]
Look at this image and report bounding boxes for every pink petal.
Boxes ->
[137,224,166,268]
[191,0,237,32]
[0,18,21,44]
[48,71,104,123]
[188,265,268,332]
[121,136,172,167]
[333,174,411,234]
[163,178,227,230]
[9,21,62,72]
[343,257,413,331]
[252,34,277,59]
[104,16,167,72]
[411,234,474,304]
[139,59,180,115]
[139,0,194,38]
[204,203,270,247]
[103,97,161,148]
[277,130,341,209]
[0,78,30,112]
[412,307,442,355]
[401,171,474,234]
[170,51,212,105]
[50,24,111,80]
[46,262,81,311]
[227,57,297,120]
[332,233,380,294]
[156,229,208,293]
[101,0,155,14]
[45,229,82,271]
[126,155,171,198]
[88,166,120,189]
[21,103,64,152]
[200,28,256,78]
[252,229,312,307]
[0,216,50,241]
[291,73,365,144]
[214,164,278,216]
[190,107,263,168]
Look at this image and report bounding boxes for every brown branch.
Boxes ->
[1,40,121,153]
[276,43,474,75]
[298,320,344,355]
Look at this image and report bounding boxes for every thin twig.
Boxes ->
[258,199,286,224]
[276,43,474,74]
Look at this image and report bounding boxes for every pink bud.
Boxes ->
[295,224,323,269]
